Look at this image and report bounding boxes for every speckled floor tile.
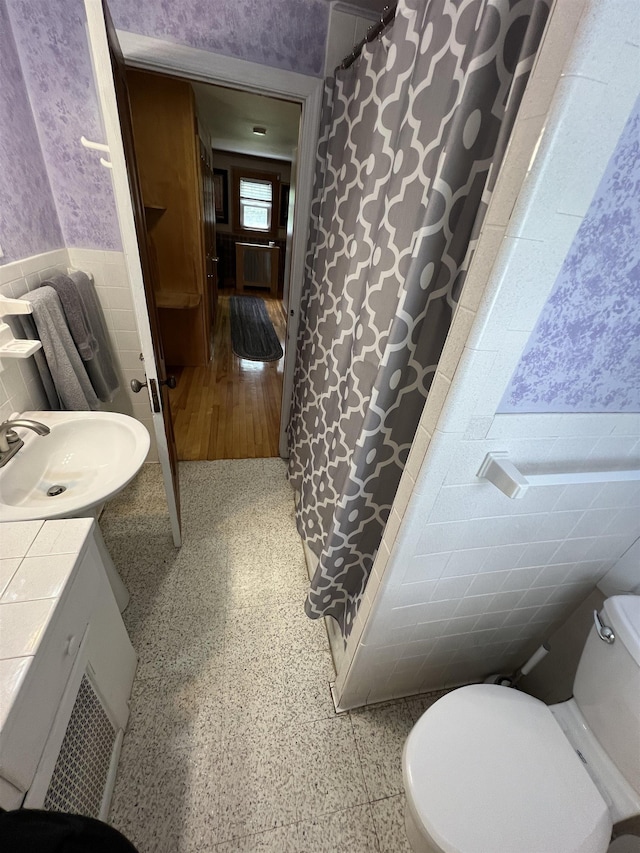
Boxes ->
[154,670,225,751]
[170,544,230,618]
[216,725,298,842]
[171,745,223,852]
[222,647,335,744]
[102,522,179,586]
[120,567,179,639]
[224,568,309,610]
[134,611,225,679]
[224,600,328,658]
[370,795,412,853]
[224,535,309,611]
[405,690,450,723]
[297,804,380,852]
[292,716,368,821]
[118,676,164,758]
[113,740,223,852]
[103,464,169,517]
[110,747,189,853]
[351,700,415,801]
[106,459,421,853]
[214,824,299,852]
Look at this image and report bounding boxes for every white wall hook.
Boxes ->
[100,158,113,169]
[80,135,110,153]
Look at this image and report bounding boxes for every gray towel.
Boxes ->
[68,270,120,403]
[24,286,99,411]
[17,312,61,410]
[43,273,97,360]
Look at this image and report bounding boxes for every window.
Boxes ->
[239,178,272,231]
[233,168,280,238]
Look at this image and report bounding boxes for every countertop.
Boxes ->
[0,518,94,729]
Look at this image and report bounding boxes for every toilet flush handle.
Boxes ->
[593,610,615,644]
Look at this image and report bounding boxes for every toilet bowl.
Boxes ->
[402,595,640,853]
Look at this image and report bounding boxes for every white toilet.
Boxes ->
[402,595,640,853]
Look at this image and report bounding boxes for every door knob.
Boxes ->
[132,376,175,392]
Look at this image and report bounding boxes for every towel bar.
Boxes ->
[477,451,640,499]
[67,268,94,282]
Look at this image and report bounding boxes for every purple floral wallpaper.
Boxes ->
[500,96,640,413]
[5,0,122,253]
[0,0,63,264]
[4,0,328,261]
[109,0,329,78]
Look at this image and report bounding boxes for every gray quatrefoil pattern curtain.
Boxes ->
[288,0,550,638]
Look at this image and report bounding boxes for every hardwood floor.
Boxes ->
[169,291,286,460]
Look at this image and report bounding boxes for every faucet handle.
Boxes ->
[4,429,20,445]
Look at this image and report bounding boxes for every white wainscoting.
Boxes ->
[0,247,158,462]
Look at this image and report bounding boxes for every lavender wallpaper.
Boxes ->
[109,0,329,77]
[4,0,328,261]
[0,0,63,264]
[500,96,640,413]
[5,0,122,253]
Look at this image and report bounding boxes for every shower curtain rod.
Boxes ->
[339,4,397,70]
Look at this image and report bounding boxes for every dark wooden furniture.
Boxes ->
[126,70,216,366]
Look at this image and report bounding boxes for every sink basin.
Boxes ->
[0,410,150,521]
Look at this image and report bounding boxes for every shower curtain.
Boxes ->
[288,0,550,638]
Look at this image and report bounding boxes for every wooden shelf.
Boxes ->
[144,204,167,230]
[155,291,201,310]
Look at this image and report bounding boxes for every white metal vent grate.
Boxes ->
[43,674,116,818]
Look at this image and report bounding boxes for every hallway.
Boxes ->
[169,293,286,460]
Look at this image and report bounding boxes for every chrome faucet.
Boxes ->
[0,418,51,466]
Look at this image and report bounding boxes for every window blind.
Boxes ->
[240,178,273,202]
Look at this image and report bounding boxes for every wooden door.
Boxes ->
[199,140,218,334]
[84,0,182,545]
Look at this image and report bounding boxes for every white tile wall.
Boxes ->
[334,0,640,710]
[0,248,158,462]
[66,248,158,462]
[0,250,69,420]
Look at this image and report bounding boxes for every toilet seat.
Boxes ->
[403,684,612,853]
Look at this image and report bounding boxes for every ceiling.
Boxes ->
[192,83,301,161]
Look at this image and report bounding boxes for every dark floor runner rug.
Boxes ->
[229,295,284,362]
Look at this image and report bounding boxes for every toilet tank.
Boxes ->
[574,595,640,794]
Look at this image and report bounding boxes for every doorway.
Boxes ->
[84,1,323,543]
[125,70,301,461]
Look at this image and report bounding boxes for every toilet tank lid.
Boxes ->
[603,595,640,666]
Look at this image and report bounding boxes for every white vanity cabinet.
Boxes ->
[0,519,137,818]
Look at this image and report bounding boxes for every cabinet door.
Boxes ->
[126,70,208,366]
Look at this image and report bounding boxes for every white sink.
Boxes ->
[0,411,150,522]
